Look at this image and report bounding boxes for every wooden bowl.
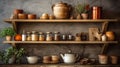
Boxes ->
[28,14,36,19]
[18,13,27,19]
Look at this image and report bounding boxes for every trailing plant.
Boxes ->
[75,3,90,14]
[0,47,25,64]
[0,27,16,37]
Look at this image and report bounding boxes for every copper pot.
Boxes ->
[18,13,27,19]
[28,14,36,19]
[52,1,71,19]
[106,31,115,41]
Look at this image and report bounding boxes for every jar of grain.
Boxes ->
[39,32,45,41]
[26,32,31,41]
[31,31,38,41]
[46,32,52,41]
[54,32,60,41]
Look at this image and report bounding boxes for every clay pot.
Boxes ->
[40,13,49,19]
[110,56,118,64]
[52,1,71,19]
[6,36,12,41]
[18,14,27,19]
[106,31,115,41]
[98,54,108,64]
[81,13,88,19]
[28,14,36,19]
[14,9,23,15]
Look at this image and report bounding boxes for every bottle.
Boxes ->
[39,32,45,41]
[67,33,73,41]
[26,32,31,41]
[22,30,26,41]
[46,32,52,41]
[31,31,38,41]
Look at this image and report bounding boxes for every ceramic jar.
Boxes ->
[106,31,115,41]
[98,54,108,64]
[110,56,118,64]
[52,1,71,19]
[101,34,107,41]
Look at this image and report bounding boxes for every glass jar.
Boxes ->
[54,32,60,41]
[46,32,52,41]
[61,34,67,41]
[39,32,45,41]
[67,34,73,41]
[31,31,38,41]
[26,32,31,41]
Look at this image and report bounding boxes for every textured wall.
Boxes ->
[0,0,120,64]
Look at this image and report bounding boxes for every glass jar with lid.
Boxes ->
[46,32,52,41]
[39,32,45,41]
[26,32,31,41]
[54,32,60,41]
[31,31,38,41]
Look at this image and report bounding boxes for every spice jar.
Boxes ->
[61,34,67,41]
[39,32,45,41]
[26,32,31,41]
[31,31,38,41]
[46,32,52,41]
[22,30,26,41]
[67,34,73,41]
[54,32,60,41]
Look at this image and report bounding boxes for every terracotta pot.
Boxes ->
[98,54,108,64]
[110,56,118,64]
[81,13,88,19]
[14,9,23,15]
[52,1,71,19]
[106,31,115,41]
[28,14,36,19]
[18,13,27,19]
[6,36,12,41]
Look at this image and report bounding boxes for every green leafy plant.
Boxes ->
[0,27,16,37]
[0,47,25,64]
[75,3,90,14]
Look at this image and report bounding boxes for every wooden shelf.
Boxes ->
[3,41,118,44]
[4,19,118,23]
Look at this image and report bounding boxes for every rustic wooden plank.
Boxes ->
[4,19,118,23]
[3,41,118,44]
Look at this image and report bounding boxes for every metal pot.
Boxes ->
[52,1,71,19]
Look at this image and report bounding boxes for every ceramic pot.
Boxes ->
[81,13,88,19]
[110,56,118,64]
[14,9,23,15]
[28,14,36,19]
[6,36,12,41]
[98,54,108,64]
[106,31,115,41]
[52,1,71,19]
[27,56,39,64]
[18,13,27,19]
[8,56,16,64]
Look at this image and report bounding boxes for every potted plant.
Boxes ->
[75,3,90,19]
[0,27,16,41]
[0,47,25,64]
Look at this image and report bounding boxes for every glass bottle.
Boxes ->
[46,32,52,41]
[22,30,26,41]
[61,34,67,41]
[39,32,45,41]
[26,32,31,41]
[31,31,38,41]
[67,33,73,41]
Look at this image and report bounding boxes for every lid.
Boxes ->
[54,1,68,7]
[32,31,36,33]
[54,31,59,34]
[46,32,51,34]
[39,32,43,34]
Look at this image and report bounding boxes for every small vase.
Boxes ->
[81,13,88,19]
[6,36,12,41]
[76,14,82,19]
